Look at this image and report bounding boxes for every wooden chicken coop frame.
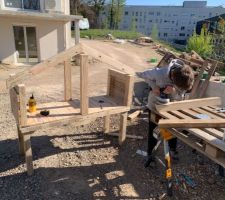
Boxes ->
[9,53,134,175]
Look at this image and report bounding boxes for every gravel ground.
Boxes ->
[0,41,225,199]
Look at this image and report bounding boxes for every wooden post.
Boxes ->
[80,54,89,115]
[124,75,134,106]
[64,61,72,101]
[17,126,25,155]
[24,134,33,175]
[119,112,128,145]
[104,115,110,133]
[74,20,80,45]
[17,84,27,126]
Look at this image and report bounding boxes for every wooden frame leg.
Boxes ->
[23,134,34,175]
[17,127,25,155]
[119,112,128,145]
[104,115,110,134]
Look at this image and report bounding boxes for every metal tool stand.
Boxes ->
[145,112,173,197]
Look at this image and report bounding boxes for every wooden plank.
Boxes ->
[21,105,130,133]
[9,87,19,123]
[24,134,33,175]
[80,54,89,115]
[156,97,221,112]
[189,61,208,99]
[169,128,225,168]
[198,61,218,98]
[17,84,27,126]
[103,115,110,133]
[124,75,134,106]
[191,50,204,61]
[17,126,25,155]
[158,119,225,128]
[205,143,223,158]
[64,61,72,101]
[108,132,143,139]
[180,109,224,139]
[128,110,142,120]
[119,112,128,145]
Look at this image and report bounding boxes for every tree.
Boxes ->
[151,24,158,40]
[108,0,126,29]
[186,28,213,58]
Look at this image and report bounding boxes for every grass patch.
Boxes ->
[77,29,144,40]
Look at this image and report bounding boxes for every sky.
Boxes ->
[126,0,225,7]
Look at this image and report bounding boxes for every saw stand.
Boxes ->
[144,112,174,197]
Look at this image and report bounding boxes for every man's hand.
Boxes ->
[153,86,160,96]
[163,85,175,94]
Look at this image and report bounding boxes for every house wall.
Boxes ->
[0,17,66,64]
[205,81,225,107]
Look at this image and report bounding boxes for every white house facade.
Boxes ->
[118,1,225,44]
[0,0,82,64]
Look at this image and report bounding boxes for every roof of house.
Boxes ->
[0,9,83,21]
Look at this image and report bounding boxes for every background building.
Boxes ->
[115,1,225,44]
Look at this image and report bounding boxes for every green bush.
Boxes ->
[186,29,213,58]
[77,29,144,39]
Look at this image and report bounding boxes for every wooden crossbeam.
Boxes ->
[158,119,225,128]
[156,97,221,112]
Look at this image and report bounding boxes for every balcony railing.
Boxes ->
[2,0,63,13]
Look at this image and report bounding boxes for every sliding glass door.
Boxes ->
[4,0,40,10]
[13,26,38,63]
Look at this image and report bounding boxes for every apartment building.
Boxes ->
[0,0,82,64]
[119,1,225,44]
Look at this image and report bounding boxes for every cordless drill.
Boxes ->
[156,86,170,104]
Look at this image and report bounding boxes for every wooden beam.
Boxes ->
[80,54,89,115]
[156,97,221,112]
[103,115,110,133]
[64,61,72,101]
[17,84,27,126]
[119,112,128,145]
[24,134,33,175]
[124,74,134,106]
[158,119,225,128]
[189,61,208,99]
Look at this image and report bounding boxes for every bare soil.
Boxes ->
[0,40,225,200]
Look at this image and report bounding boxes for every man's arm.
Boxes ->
[136,68,158,90]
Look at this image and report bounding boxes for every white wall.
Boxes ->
[0,17,66,63]
[205,81,225,107]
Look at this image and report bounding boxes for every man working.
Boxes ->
[136,59,194,165]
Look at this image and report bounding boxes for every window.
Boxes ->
[4,0,40,10]
[149,20,152,22]
[181,26,185,30]
[136,12,138,16]
[158,33,160,37]
[172,21,175,24]
[191,14,195,17]
[149,11,154,15]
[157,12,160,16]
[140,12,142,16]
[125,11,128,15]
[164,33,168,37]
[179,33,185,36]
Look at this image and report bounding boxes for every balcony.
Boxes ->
[1,0,63,14]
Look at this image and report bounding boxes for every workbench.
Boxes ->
[9,53,134,175]
[152,97,225,168]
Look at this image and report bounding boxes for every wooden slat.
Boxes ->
[156,97,221,112]
[17,84,27,126]
[189,61,208,99]
[198,61,218,98]
[80,54,89,115]
[169,128,225,168]
[104,115,110,133]
[64,61,72,101]
[124,74,134,106]
[119,112,128,145]
[9,87,19,123]
[158,119,225,128]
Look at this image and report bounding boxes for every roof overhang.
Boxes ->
[0,9,83,22]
